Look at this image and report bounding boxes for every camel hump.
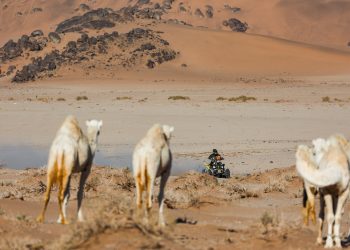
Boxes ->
[58,115,83,140]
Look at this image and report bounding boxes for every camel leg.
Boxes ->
[302,186,309,226]
[57,171,70,224]
[145,170,154,220]
[308,190,317,225]
[317,193,325,245]
[158,168,170,227]
[324,194,335,248]
[57,175,71,223]
[135,172,144,216]
[37,172,54,223]
[77,168,91,222]
[334,189,349,248]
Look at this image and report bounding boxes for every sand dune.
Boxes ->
[1,0,350,48]
[161,24,350,77]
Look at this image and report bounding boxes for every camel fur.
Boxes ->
[296,141,350,248]
[37,115,102,224]
[132,123,174,226]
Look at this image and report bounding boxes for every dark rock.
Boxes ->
[138,0,150,5]
[12,66,36,83]
[127,28,149,42]
[179,4,187,12]
[224,5,241,13]
[31,29,44,37]
[111,31,119,37]
[28,40,44,51]
[223,18,248,32]
[146,59,155,68]
[56,8,119,33]
[3,40,22,59]
[67,41,77,49]
[18,35,30,48]
[205,5,213,18]
[348,42,350,47]
[98,44,107,54]
[135,43,156,52]
[6,65,16,75]
[194,8,204,18]
[154,3,161,9]
[77,33,89,43]
[79,4,90,11]
[89,37,98,45]
[163,0,174,9]
[48,32,61,44]
[151,49,176,64]
[81,20,115,30]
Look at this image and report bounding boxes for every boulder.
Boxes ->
[31,29,44,37]
[194,8,204,18]
[205,5,213,18]
[223,18,248,32]
[48,32,61,44]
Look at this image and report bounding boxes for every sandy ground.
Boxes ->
[0,165,341,250]
[2,77,350,175]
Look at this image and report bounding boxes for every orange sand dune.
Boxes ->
[160,24,350,77]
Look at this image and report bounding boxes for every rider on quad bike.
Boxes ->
[204,149,230,178]
[208,149,224,168]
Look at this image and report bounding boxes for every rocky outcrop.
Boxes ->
[12,28,177,83]
[0,34,48,63]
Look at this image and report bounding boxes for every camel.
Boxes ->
[296,141,350,248]
[37,115,102,224]
[132,123,174,226]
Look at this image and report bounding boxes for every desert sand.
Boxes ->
[1,0,350,249]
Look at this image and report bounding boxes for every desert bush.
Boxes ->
[216,97,226,101]
[0,237,43,250]
[115,96,132,100]
[228,95,257,102]
[322,96,330,102]
[51,195,167,250]
[164,172,217,209]
[57,97,66,101]
[168,96,190,100]
[264,180,286,193]
[76,96,88,101]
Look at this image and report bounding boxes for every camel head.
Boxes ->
[86,120,103,153]
[162,125,174,140]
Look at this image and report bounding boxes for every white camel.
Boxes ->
[132,124,174,226]
[37,115,102,224]
[296,140,350,248]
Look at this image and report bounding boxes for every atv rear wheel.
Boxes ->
[224,168,230,178]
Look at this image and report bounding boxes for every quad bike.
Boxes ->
[202,161,230,178]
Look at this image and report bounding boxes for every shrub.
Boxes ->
[168,96,190,100]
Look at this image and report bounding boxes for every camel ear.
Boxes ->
[170,126,174,133]
[98,120,103,128]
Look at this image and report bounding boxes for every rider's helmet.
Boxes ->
[212,149,218,154]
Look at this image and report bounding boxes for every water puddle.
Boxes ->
[0,145,204,175]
